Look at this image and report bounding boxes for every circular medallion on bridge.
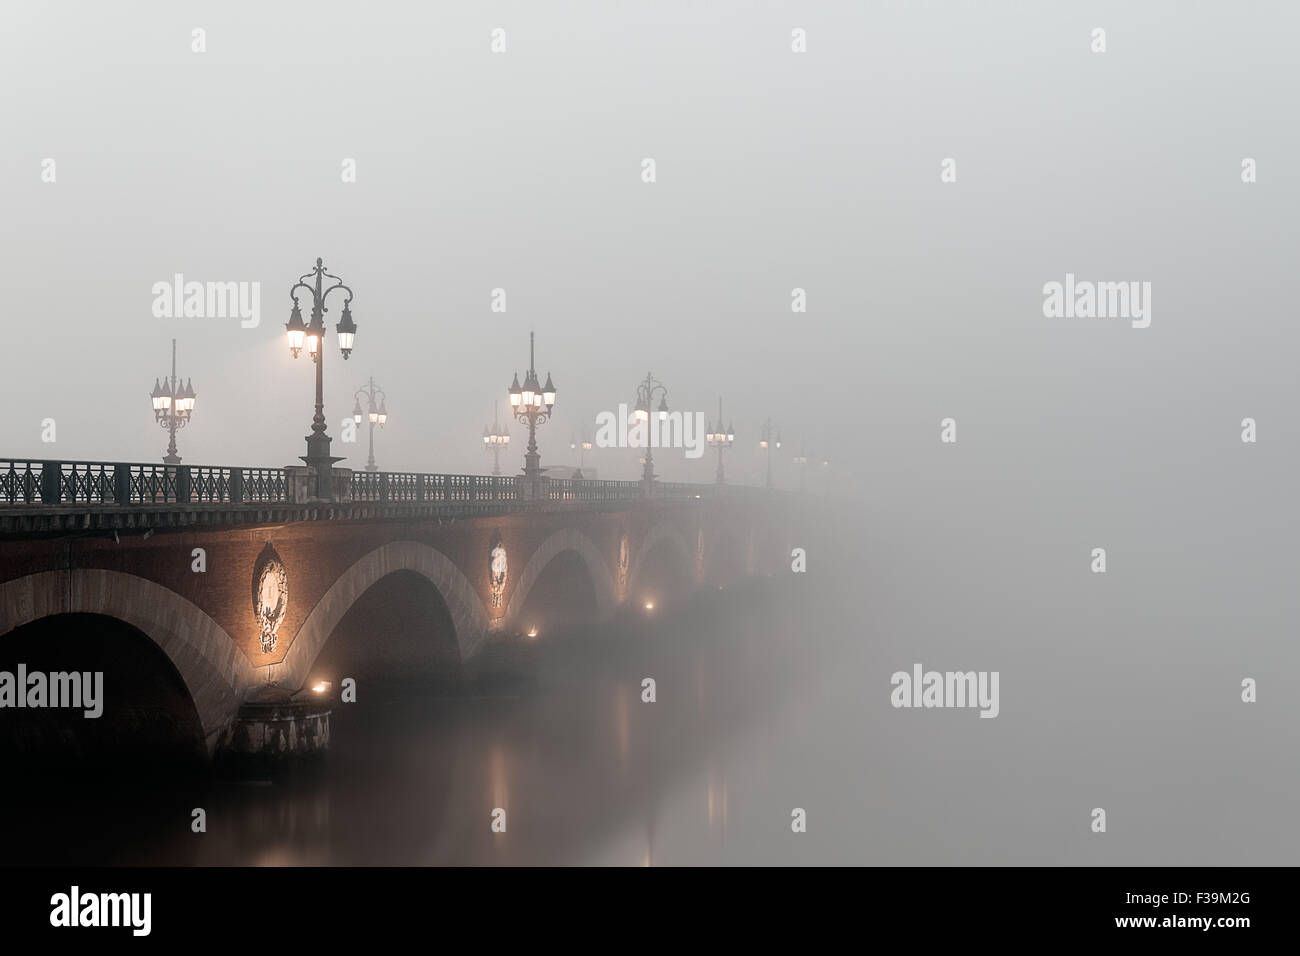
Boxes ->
[489,538,508,609]
[253,544,289,655]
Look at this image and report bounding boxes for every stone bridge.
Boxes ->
[0,459,791,762]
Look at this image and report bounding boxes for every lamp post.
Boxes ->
[507,331,556,496]
[148,338,196,465]
[482,400,510,476]
[791,440,809,493]
[569,427,593,479]
[759,417,781,489]
[705,397,734,485]
[285,257,356,499]
[633,372,669,490]
[350,377,388,473]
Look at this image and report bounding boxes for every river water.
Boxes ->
[2,571,852,866]
[4,494,1295,866]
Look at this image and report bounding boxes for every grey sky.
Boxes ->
[2,0,1298,864]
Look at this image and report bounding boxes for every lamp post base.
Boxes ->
[641,456,657,496]
[301,431,344,500]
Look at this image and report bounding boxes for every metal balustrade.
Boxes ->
[0,458,721,509]
[352,471,521,504]
[1,460,291,506]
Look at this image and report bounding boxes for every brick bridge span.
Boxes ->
[0,461,791,758]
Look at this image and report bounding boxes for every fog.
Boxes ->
[1,1,1296,864]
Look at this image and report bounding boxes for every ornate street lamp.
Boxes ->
[633,372,669,488]
[482,400,510,476]
[351,377,388,473]
[149,338,196,465]
[759,417,781,489]
[705,397,734,485]
[285,257,356,499]
[508,331,556,493]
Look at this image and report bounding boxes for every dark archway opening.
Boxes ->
[311,569,462,695]
[0,614,210,864]
[516,550,599,640]
[633,538,694,611]
[0,613,206,779]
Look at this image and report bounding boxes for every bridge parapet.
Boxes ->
[0,457,744,533]
[0,459,289,507]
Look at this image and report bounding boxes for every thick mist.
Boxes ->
[1,1,1297,864]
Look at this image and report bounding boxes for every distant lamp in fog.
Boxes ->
[149,339,195,465]
[791,441,810,492]
[353,377,389,472]
[483,401,510,475]
[526,626,539,639]
[643,600,655,611]
[760,417,780,489]
[633,372,669,487]
[571,427,593,479]
[706,398,734,485]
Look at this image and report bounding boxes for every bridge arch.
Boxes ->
[273,540,491,690]
[705,527,748,587]
[0,569,252,755]
[502,527,617,626]
[628,521,696,599]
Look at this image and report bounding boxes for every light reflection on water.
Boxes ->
[2,579,830,867]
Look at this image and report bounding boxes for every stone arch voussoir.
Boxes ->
[0,569,252,756]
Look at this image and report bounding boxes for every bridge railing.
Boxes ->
[656,481,709,499]
[0,460,289,506]
[1,458,721,508]
[547,478,641,502]
[353,471,520,504]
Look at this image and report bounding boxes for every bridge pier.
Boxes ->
[220,683,332,775]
